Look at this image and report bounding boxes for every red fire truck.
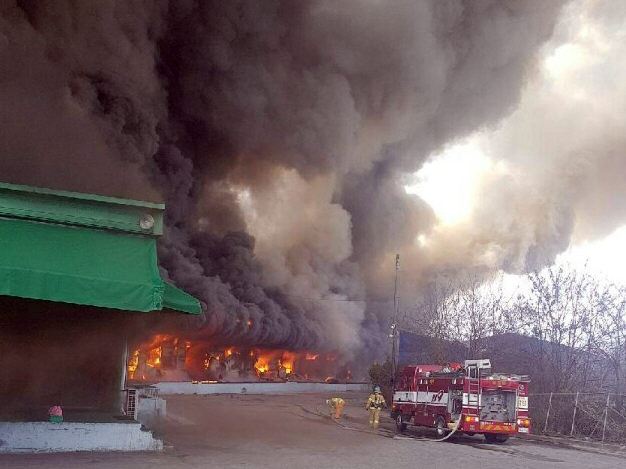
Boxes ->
[391,359,530,443]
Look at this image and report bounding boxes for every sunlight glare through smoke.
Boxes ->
[405,138,494,226]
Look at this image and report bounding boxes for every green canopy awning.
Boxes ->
[0,183,201,315]
[163,282,202,315]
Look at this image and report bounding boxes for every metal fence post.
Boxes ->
[602,393,610,443]
[543,392,553,434]
[570,391,579,437]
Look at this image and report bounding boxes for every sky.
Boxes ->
[407,138,626,285]
[407,0,626,286]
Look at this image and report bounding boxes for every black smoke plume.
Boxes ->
[0,0,566,355]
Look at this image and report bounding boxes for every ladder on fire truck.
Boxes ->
[465,359,489,413]
[467,373,480,410]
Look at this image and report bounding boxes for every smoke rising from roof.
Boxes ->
[0,0,571,354]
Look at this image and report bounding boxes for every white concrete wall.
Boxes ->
[136,396,167,428]
[157,381,370,395]
[0,422,163,453]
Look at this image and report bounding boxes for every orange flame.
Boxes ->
[146,346,162,368]
[253,350,296,376]
[127,350,139,379]
[128,334,345,383]
[279,351,296,375]
[254,356,269,374]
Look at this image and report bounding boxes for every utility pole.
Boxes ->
[391,254,400,386]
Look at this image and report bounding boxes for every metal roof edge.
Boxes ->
[0,182,165,236]
[0,182,164,209]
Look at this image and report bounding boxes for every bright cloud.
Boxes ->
[405,137,501,226]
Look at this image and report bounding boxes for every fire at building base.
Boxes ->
[127,335,354,384]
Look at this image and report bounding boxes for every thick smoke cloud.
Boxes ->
[0,0,565,355]
[416,0,626,279]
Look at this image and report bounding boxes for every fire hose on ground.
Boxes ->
[435,413,463,442]
[393,411,464,442]
[307,403,464,442]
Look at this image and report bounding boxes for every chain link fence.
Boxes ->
[530,392,626,443]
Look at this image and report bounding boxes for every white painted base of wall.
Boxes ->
[156,381,370,395]
[136,396,167,428]
[0,422,163,453]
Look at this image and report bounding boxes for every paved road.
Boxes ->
[1,392,623,468]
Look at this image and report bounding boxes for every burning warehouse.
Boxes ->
[0,182,201,426]
[2,0,624,452]
[126,335,349,384]
[0,0,589,393]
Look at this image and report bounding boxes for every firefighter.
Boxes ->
[326,397,345,419]
[365,386,386,429]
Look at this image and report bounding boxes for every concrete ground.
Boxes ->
[1,392,623,468]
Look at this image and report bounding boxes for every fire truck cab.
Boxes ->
[391,359,530,443]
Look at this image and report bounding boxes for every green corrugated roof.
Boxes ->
[0,182,201,315]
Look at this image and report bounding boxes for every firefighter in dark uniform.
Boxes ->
[365,385,386,428]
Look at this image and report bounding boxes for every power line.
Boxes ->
[391,254,400,382]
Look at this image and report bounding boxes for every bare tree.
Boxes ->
[451,272,516,358]
[592,283,626,396]
[407,271,514,361]
[404,276,461,363]
[404,263,625,399]
[516,265,611,392]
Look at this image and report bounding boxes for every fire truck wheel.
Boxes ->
[484,433,509,444]
[395,414,407,433]
[435,416,448,438]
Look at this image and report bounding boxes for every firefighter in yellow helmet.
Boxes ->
[326,397,345,419]
[366,386,386,429]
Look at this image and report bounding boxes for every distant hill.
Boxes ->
[398,331,611,393]
[398,332,466,365]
